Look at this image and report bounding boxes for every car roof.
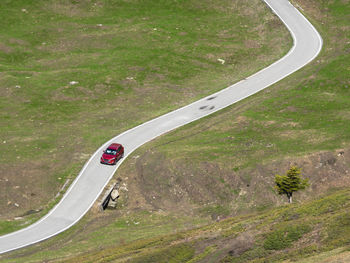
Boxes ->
[107,143,121,150]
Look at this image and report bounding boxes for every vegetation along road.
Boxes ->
[0,0,322,254]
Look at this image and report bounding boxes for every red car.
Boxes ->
[100,143,124,165]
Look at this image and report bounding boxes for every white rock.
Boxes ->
[217,58,225,64]
[69,81,78,85]
[239,189,247,196]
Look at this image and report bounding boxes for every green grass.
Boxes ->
[111,0,350,215]
[0,0,291,222]
[0,210,209,263]
[0,0,349,262]
[263,224,312,250]
[144,46,350,168]
[2,188,349,262]
[134,0,350,168]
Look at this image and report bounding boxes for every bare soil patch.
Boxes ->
[118,147,350,218]
[0,162,55,219]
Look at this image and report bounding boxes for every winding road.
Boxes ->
[0,0,322,254]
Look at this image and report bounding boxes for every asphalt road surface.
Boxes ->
[0,0,322,254]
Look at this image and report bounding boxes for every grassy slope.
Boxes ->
[0,0,290,229]
[112,0,350,216]
[2,188,350,262]
[0,0,349,262]
[65,189,350,262]
[130,0,350,179]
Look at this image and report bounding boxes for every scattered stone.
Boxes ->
[69,81,78,85]
[239,189,247,196]
[134,222,140,225]
[126,77,134,80]
[7,201,11,205]
[14,186,20,189]
[21,8,28,13]
[97,24,103,27]
[14,217,23,220]
[153,28,157,31]
[120,183,128,192]
[15,85,21,88]
[3,141,6,144]
[14,203,19,207]
[217,58,225,64]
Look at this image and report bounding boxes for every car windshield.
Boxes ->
[105,149,117,155]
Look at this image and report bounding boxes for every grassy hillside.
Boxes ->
[1,188,350,262]
[112,0,350,217]
[65,189,350,263]
[0,0,349,262]
[0,0,290,228]
[57,189,350,262]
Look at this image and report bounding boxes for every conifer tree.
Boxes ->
[275,166,309,203]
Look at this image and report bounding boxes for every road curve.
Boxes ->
[0,0,322,254]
